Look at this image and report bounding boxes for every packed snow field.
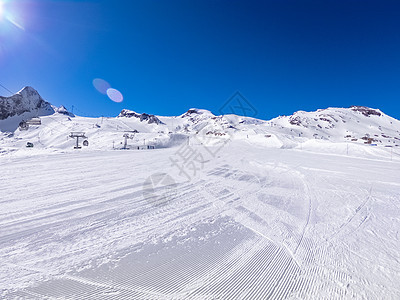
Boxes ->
[1,87,400,299]
[1,140,400,299]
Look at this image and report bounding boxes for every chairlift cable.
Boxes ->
[0,82,14,95]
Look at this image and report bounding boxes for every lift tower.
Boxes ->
[69,132,87,149]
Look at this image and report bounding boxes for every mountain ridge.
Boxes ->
[1,87,400,154]
[0,86,54,120]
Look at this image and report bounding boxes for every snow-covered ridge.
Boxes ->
[180,108,215,118]
[0,87,57,132]
[117,109,164,125]
[270,106,400,146]
[1,87,400,154]
[0,86,54,120]
[53,105,74,117]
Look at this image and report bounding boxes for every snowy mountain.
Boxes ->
[54,105,74,117]
[118,109,164,125]
[0,87,55,132]
[1,87,400,158]
[269,105,400,146]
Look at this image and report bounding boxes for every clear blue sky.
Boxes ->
[1,0,400,119]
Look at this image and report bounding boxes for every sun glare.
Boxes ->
[0,1,4,21]
[0,1,25,30]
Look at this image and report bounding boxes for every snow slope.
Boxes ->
[1,141,400,299]
[1,87,400,299]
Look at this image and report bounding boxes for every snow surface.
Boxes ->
[1,141,399,299]
[1,88,400,299]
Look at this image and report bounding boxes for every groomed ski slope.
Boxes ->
[1,141,400,299]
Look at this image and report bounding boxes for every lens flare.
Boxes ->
[6,14,24,30]
[0,1,4,21]
[92,78,111,95]
[93,78,123,103]
[106,88,123,103]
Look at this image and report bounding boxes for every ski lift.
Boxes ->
[19,121,29,131]
[69,132,87,149]
[26,117,41,126]
[83,140,89,147]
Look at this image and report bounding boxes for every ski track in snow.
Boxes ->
[1,143,400,299]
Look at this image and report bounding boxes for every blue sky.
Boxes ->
[1,0,400,120]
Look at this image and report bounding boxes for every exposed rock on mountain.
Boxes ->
[0,87,55,132]
[350,106,382,117]
[117,109,164,125]
[0,86,54,120]
[54,105,74,117]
